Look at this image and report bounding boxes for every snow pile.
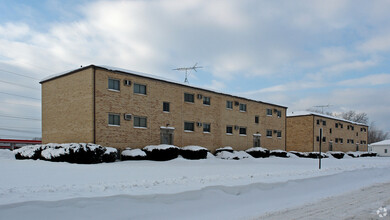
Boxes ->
[215,146,234,154]
[289,151,309,158]
[245,147,270,158]
[215,151,252,160]
[180,146,208,160]
[14,143,114,164]
[0,149,15,159]
[143,145,179,161]
[121,149,147,161]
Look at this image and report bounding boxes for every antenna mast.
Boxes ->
[313,104,332,114]
[173,63,203,84]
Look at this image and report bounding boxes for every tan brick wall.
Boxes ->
[41,68,94,144]
[286,116,314,152]
[93,68,286,152]
[287,115,369,152]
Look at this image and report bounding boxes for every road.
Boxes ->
[258,181,390,220]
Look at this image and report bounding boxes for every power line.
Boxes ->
[0,128,41,133]
[0,113,41,121]
[0,79,40,90]
[0,91,40,100]
[0,101,40,108]
[0,68,40,80]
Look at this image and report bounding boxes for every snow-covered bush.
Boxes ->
[215,151,252,160]
[327,151,345,159]
[14,145,46,160]
[307,152,329,159]
[14,143,114,164]
[245,147,270,158]
[121,149,147,161]
[180,146,208,160]
[102,147,118,162]
[270,150,289,158]
[143,145,179,161]
[214,146,234,155]
[288,151,309,158]
[360,152,377,157]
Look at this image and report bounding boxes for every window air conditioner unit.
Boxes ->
[124,114,132,120]
[197,122,202,127]
[197,94,203,99]
[124,80,131,86]
[234,125,239,130]
[234,101,239,106]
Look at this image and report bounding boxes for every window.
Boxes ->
[203,96,211,105]
[385,149,388,154]
[184,93,194,103]
[277,111,282,118]
[317,120,320,125]
[266,109,272,116]
[134,83,146,94]
[255,116,259,124]
[184,122,194,131]
[108,114,120,126]
[335,138,338,143]
[134,116,147,128]
[330,128,332,134]
[351,139,354,144]
[226,126,233,134]
[108,78,120,91]
[226,101,233,109]
[239,127,247,135]
[163,102,170,112]
[335,123,339,128]
[351,126,354,130]
[322,137,326,142]
[239,103,247,112]
[356,132,358,136]
[203,123,211,133]
[340,124,343,129]
[266,129,272,137]
[316,136,320,142]
[340,138,343,144]
[323,121,326,126]
[277,131,282,138]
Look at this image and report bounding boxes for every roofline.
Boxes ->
[287,113,369,127]
[40,64,288,109]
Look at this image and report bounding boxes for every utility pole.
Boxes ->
[319,128,322,169]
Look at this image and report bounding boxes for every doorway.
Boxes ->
[253,134,261,147]
[160,127,174,145]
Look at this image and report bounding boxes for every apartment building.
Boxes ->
[40,65,287,152]
[286,111,368,152]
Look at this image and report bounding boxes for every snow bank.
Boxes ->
[0,149,15,160]
[121,149,147,161]
[216,151,252,160]
[182,146,207,151]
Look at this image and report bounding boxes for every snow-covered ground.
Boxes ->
[1,149,390,219]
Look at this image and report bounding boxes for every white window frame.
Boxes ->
[134,83,147,95]
[108,78,120,91]
[134,116,147,128]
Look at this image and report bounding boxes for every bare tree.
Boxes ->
[368,122,389,144]
[336,110,369,124]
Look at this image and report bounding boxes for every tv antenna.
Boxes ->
[173,63,203,84]
[313,104,332,114]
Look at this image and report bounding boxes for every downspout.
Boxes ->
[93,66,96,144]
[312,115,315,152]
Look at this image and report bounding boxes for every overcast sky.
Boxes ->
[0,0,390,139]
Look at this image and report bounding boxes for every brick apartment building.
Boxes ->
[40,65,287,152]
[286,111,368,152]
